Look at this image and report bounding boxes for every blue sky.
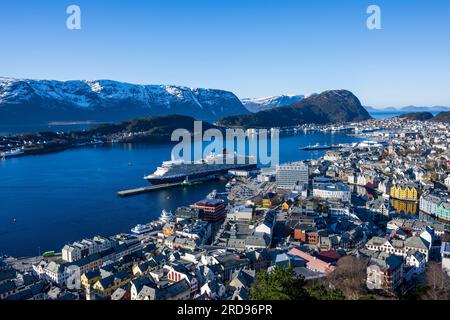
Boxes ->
[0,0,449,107]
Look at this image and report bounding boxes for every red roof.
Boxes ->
[316,250,341,263]
[288,248,336,273]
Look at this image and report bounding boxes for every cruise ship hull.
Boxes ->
[145,164,257,185]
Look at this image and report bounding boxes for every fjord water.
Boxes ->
[0,131,362,257]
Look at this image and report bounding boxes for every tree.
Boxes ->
[325,256,368,300]
[249,266,309,300]
[421,261,450,300]
[307,283,345,300]
[249,266,346,300]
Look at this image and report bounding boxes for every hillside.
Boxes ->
[397,112,434,121]
[218,90,372,128]
[431,112,450,124]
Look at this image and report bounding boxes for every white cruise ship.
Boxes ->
[144,151,257,185]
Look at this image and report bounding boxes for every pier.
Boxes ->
[117,183,181,197]
[117,176,222,197]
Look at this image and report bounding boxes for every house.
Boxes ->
[165,264,198,296]
[215,254,250,281]
[81,269,102,289]
[228,268,255,294]
[390,181,420,201]
[111,287,130,300]
[366,252,404,292]
[441,242,450,276]
[0,269,16,285]
[271,253,306,269]
[282,200,294,211]
[231,286,249,300]
[254,211,276,237]
[227,205,253,223]
[288,247,336,274]
[132,260,158,276]
[404,250,426,281]
[0,281,17,299]
[33,260,69,287]
[135,279,191,300]
[316,250,341,265]
[130,276,156,300]
[365,236,431,261]
[3,281,48,301]
[293,224,319,245]
[92,271,131,298]
[200,280,226,300]
[262,198,273,208]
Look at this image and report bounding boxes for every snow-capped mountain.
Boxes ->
[241,95,305,113]
[0,77,249,124]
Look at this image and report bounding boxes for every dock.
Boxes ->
[117,183,181,197]
[117,176,222,197]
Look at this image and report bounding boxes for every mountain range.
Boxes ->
[241,95,305,113]
[218,90,372,128]
[366,105,450,114]
[0,77,249,125]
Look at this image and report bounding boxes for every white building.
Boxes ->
[366,236,431,261]
[227,205,253,223]
[441,242,450,276]
[313,182,351,203]
[405,250,426,280]
[62,236,113,262]
[33,261,68,286]
[420,192,443,217]
[276,162,309,190]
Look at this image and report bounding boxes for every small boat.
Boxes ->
[299,143,334,151]
[131,224,153,235]
[181,177,191,187]
[12,218,16,223]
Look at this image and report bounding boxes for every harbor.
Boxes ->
[1,129,362,257]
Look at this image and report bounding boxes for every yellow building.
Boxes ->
[162,223,175,236]
[92,271,131,297]
[262,199,273,208]
[390,199,418,215]
[389,181,420,202]
[81,270,102,289]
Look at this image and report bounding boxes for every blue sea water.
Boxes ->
[0,131,362,257]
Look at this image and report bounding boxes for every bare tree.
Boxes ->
[325,256,368,300]
[422,261,450,300]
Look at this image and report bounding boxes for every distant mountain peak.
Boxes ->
[241,94,305,113]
